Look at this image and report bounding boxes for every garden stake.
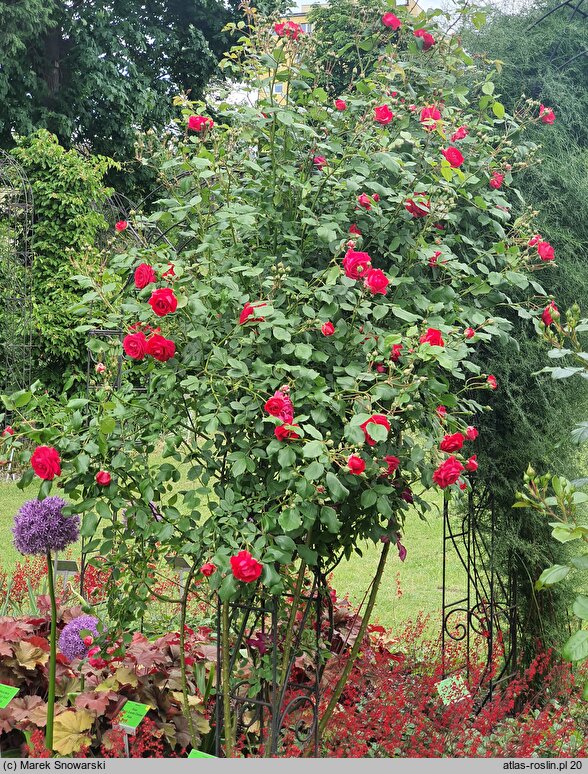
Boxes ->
[221,600,234,758]
[45,549,57,752]
[179,560,199,749]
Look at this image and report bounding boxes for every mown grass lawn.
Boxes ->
[0,473,466,629]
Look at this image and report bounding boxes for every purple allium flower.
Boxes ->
[12,497,79,555]
[58,615,100,661]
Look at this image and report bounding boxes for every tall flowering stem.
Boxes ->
[45,549,57,752]
[318,540,390,735]
[179,561,198,748]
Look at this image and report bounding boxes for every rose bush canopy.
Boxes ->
[1,4,554,630]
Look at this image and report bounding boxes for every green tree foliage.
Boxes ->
[462,0,588,656]
[11,130,116,391]
[0,0,237,175]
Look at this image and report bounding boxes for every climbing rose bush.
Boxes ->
[2,3,555,625]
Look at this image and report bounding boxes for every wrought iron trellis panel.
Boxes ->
[214,571,329,757]
[441,483,519,708]
[0,150,33,396]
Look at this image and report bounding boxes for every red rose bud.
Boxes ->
[374,105,394,124]
[458,480,468,491]
[539,105,555,124]
[148,287,178,317]
[115,220,128,232]
[436,405,448,419]
[162,262,175,278]
[372,193,380,202]
[274,424,300,441]
[414,28,435,50]
[528,234,542,247]
[349,223,362,235]
[465,426,479,441]
[134,263,156,289]
[357,193,373,210]
[405,195,430,218]
[321,321,335,336]
[465,454,478,472]
[542,302,559,327]
[382,12,401,29]
[1,426,14,437]
[464,327,475,339]
[441,147,464,168]
[188,115,214,132]
[391,343,403,362]
[95,471,112,486]
[420,105,441,131]
[335,99,347,111]
[313,155,327,169]
[83,636,94,647]
[95,362,106,374]
[487,374,498,390]
[347,454,366,474]
[200,562,216,577]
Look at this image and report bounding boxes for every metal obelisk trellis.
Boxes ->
[441,482,519,709]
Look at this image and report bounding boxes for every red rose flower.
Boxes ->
[441,147,464,168]
[487,374,498,390]
[465,426,478,441]
[364,268,390,295]
[1,426,14,437]
[134,263,156,290]
[419,328,444,347]
[440,432,465,452]
[230,550,263,583]
[465,455,478,472]
[405,195,430,218]
[343,249,372,279]
[146,334,176,362]
[383,455,400,475]
[349,223,362,235]
[188,115,214,132]
[372,193,380,203]
[382,12,401,29]
[123,332,148,360]
[458,480,468,491]
[115,220,128,232]
[31,446,61,481]
[464,327,475,339]
[360,414,391,446]
[391,343,403,362]
[200,562,216,577]
[420,106,441,131]
[542,302,558,327]
[321,321,335,336]
[436,405,448,419]
[148,287,178,317]
[347,454,366,474]
[539,105,555,124]
[433,456,464,488]
[489,172,504,190]
[451,126,468,142]
[162,263,175,278]
[274,20,303,39]
[335,99,347,111]
[537,241,555,262]
[239,301,267,325]
[429,251,441,267]
[274,423,300,441]
[313,155,327,169]
[264,391,294,423]
[414,28,435,50]
[95,471,112,486]
[357,193,373,210]
[374,105,394,124]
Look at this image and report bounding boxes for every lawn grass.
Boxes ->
[0,472,465,628]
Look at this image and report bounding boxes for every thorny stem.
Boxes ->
[179,561,199,748]
[318,539,391,734]
[279,558,307,685]
[221,601,234,758]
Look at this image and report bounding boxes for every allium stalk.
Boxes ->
[46,549,57,752]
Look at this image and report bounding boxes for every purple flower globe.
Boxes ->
[12,497,80,555]
[58,615,100,661]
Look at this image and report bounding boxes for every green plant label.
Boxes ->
[117,700,149,729]
[0,684,19,709]
[188,750,216,758]
[436,674,470,705]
